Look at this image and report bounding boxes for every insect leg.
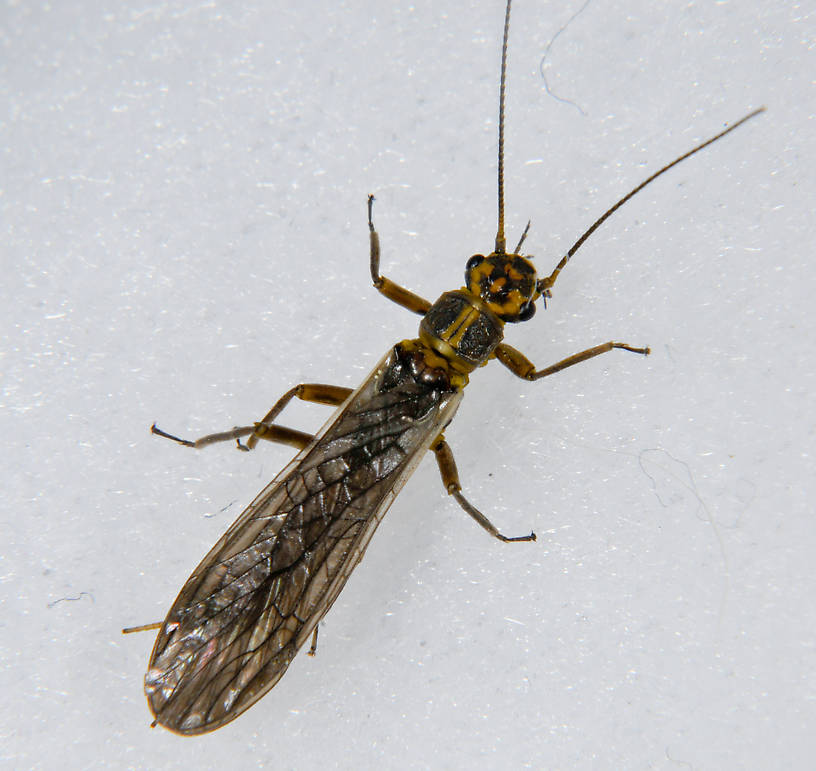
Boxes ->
[431,437,536,543]
[246,383,352,450]
[368,194,432,315]
[495,340,650,381]
[122,621,162,634]
[151,383,352,452]
[307,627,319,657]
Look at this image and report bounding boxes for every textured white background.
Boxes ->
[2,0,812,768]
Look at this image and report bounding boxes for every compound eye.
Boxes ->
[517,301,536,322]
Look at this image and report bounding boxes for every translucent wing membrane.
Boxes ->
[146,346,462,734]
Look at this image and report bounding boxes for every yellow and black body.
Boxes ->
[131,0,763,736]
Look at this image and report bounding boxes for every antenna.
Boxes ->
[539,107,766,293]
[495,0,513,255]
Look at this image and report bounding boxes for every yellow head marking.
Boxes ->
[465,252,540,322]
